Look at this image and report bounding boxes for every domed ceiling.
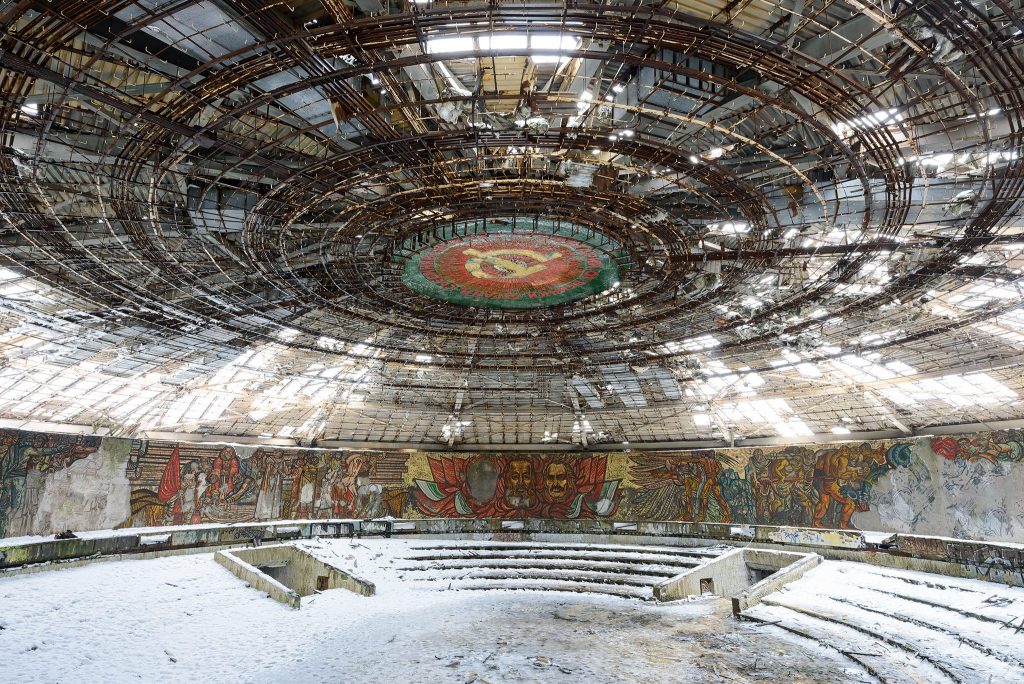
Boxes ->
[0,0,1023,447]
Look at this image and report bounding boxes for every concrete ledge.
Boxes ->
[731,551,822,615]
[652,548,821,606]
[215,549,301,609]
[2,519,1021,589]
[654,549,742,601]
[229,544,375,598]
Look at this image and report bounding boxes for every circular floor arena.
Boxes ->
[1,538,1022,683]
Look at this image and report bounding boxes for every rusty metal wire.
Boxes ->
[0,0,1022,447]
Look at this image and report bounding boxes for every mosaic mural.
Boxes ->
[413,455,621,519]
[2,429,1023,541]
[123,441,409,527]
[0,430,102,538]
[399,231,622,309]
[930,430,1024,463]
[625,442,912,529]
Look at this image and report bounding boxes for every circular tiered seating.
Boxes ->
[397,540,725,600]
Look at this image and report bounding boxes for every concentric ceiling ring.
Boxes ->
[0,0,1023,445]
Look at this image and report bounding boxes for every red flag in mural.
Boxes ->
[158,446,181,505]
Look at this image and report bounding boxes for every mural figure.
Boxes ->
[206,447,242,510]
[747,447,815,525]
[333,453,376,517]
[811,443,911,529]
[629,452,733,522]
[316,456,342,518]
[253,449,283,521]
[931,431,1024,463]
[4,426,1018,541]
[119,442,407,528]
[0,431,100,537]
[413,455,620,519]
[811,445,864,528]
[504,458,537,511]
[287,455,319,518]
[628,443,911,530]
[154,447,211,525]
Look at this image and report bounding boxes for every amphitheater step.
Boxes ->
[743,602,957,683]
[394,541,723,601]
[398,558,683,578]
[409,541,722,556]
[741,561,1024,683]
[401,549,705,568]
[407,567,662,588]
[439,578,656,601]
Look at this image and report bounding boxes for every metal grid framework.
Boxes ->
[1,0,1023,448]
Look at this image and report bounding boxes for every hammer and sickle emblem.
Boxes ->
[463,248,562,279]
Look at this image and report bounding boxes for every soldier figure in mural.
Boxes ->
[0,431,21,537]
[316,455,342,518]
[160,458,208,526]
[749,446,818,526]
[790,448,819,526]
[206,447,239,510]
[334,453,376,518]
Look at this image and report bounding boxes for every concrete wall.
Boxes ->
[2,517,1021,588]
[215,549,301,608]
[2,427,1023,541]
[653,547,821,606]
[731,551,823,614]
[227,544,375,598]
[654,549,752,601]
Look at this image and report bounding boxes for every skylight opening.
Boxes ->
[879,372,1016,407]
[831,108,903,138]
[478,34,528,51]
[426,33,580,63]
[676,335,720,353]
[317,335,344,351]
[831,355,915,383]
[718,397,793,426]
[426,36,475,54]
[529,34,580,63]
[775,419,814,437]
[707,221,749,235]
[572,418,594,434]
[948,281,1020,309]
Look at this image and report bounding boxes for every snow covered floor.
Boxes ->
[742,560,1024,683]
[1,538,861,683]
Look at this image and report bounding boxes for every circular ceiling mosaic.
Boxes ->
[400,233,623,309]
